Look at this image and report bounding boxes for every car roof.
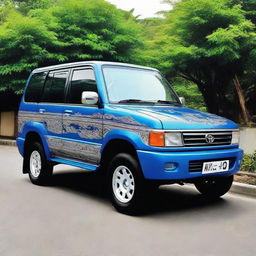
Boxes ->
[33,61,157,73]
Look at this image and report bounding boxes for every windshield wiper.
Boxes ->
[117,99,180,105]
[118,99,154,104]
[156,100,181,106]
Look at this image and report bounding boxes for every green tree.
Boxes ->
[0,10,60,94]
[150,0,256,123]
[0,0,143,97]
[239,0,256,122]
[0,1,14,23]
[17,0,55,14]
[172,78,207,112]
[30,0,142,63]
[0,0,55,13]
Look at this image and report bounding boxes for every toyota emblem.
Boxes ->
[205,134,214,143]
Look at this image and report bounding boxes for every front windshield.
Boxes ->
[103,66,179,104]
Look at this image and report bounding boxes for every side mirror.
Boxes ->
[179,97,185,106]
[81,91,99,105]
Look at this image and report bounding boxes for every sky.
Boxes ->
[106,0,171,18]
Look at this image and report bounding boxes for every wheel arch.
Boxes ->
[100,138,142,175]
[23,131,50,173]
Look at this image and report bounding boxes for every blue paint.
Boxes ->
[51,157,98,171]
[137,148,243,180]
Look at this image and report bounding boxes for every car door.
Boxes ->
[61,66,103,164]
[39,69,70,158]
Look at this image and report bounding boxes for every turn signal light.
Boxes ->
[149,131,165,147]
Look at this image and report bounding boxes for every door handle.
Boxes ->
[39,108,45,114]
[64,110,73,116]
[64,110,73,113]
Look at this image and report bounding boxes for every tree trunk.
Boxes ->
[198,83,219,114]
[233,74,250,125]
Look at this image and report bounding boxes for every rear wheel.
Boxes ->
[108,153,148,215]
[26,142,53,185]
[194,175,233,199]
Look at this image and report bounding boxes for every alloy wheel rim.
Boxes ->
[30,150,42,178]
[112,165,135,203]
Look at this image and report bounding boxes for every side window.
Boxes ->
[25,72,47,102]
[68,69,97,104]
[41,70,68,103]
[41,72,53,102]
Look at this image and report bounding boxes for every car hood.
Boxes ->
[115,105,238,130]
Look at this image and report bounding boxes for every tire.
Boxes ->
[26,141,53,185]
[108,153,148,215]
[194,175,233,199]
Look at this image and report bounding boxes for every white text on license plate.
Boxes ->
[202,160,229,174]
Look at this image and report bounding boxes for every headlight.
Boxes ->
[231,131,240,145]
[149,131,183,147]
[165,132,183,146]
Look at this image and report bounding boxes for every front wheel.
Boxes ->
[108,153,148,215]
[194,175,233,199]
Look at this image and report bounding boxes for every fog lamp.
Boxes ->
[165,162,177,171]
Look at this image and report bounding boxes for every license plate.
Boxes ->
[202,160,229,174]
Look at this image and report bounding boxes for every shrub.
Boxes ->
[240,151,256,173]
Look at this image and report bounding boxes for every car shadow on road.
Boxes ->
[49,169,230,216]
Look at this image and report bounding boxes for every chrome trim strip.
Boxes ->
[183,132,232,136]
[183,142,230,146]
[154,129,239,132]
[184,137,231,141]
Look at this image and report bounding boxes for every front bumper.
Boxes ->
[137,147,243,180]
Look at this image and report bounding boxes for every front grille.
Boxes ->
[189,158,236,173]
[183,131,232,147]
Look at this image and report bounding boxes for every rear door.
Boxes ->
[39,69,70,157]
[61,66,103,164]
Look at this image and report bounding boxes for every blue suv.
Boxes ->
[17,61,243,214]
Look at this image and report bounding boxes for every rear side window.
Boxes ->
[25,72,47,102]
[68,69,97,104]
[41,71,69,103]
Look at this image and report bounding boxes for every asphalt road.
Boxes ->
[1,145,256,256]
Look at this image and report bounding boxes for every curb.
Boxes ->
[230,182,256,198]
[236,171,256,178]
[0,139,16,147]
